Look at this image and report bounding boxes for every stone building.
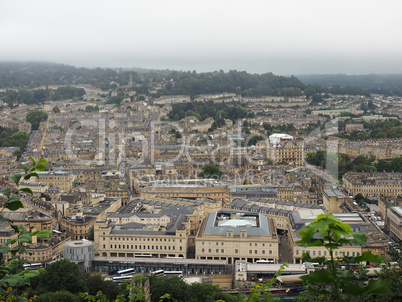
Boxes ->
[343,172,402,198]
[385,206,402,243]
[195,210,279,264]
[265,134,304,165]
[27,171,74,194]
[94,203,193,259]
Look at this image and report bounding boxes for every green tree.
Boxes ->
[34,259,87,295]
[1,131,29,150]
[295,214,391,302]
[375,159,390,172]
[198,164,223,179]
[26,109,48,130]
[36,290,80,302]
[175,131,182,139]
[83,273,118,301]
[355,193,364,203]
[85,105,99,112]
[149,276,189,302]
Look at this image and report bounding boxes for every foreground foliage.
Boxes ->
[0,158,51,301]
[295,214,391,302]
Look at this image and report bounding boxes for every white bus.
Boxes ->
[163,270,183,278]
[166,256,184,259]
[112,275,134,284]
[23,263,44,270]
[151,269,164,277]
[117,268,135,275]
[134,254,152,258]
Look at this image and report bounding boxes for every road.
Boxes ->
[278,234,293,264]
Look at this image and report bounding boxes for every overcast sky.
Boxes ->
[1,0,401,75]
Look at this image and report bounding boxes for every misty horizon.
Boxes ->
[1,1,402,76]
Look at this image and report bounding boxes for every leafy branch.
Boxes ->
[295,214,391,301]
[0,157,51,300]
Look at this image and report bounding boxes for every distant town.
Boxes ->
[0,63,401,300]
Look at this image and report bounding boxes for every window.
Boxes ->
[216,249,219,253]
[249,250,252,254]
[235,249,238,254]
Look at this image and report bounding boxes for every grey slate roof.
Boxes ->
[203,210,271,236]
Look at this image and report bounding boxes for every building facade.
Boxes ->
[195,211,279,264]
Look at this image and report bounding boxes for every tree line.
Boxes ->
[306,151,402,176]
[0,62,375,101]
[0,86,86,106]
[168,100,250,122]
[336,119,402,140]
[299,73,402,96]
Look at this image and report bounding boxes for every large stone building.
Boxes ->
[94,202,194,259]
[265,134,304,166]
[343,172,402,198]
[195,210,279,264]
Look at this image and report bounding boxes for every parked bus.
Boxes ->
[151,269,164,277]
[112,275,134,285]
[134,254,152,258]
[163,271,183,278]
[117,268,135,276]
[23,263,43,270]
